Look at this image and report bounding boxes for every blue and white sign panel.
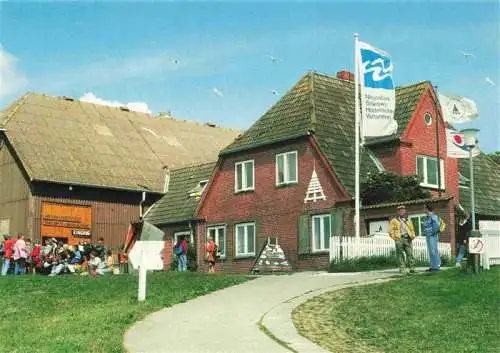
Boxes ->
[358,41,397,137]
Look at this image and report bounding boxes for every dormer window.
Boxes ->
[188,180,209,198]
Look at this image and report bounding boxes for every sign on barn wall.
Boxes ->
[41,202,92,244]
[0,219,9,236]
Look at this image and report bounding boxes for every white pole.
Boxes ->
[354,33,361,254]
[138,243,147,301]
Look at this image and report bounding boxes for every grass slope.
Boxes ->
[293,267,500,353]
[0,272,250,353]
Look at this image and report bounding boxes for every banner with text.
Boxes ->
[358,41,397,137]
[446,129,480,158]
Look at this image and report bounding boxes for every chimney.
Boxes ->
[336,70,354,82]
[163,165,170,193]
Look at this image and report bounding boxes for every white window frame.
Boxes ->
[207,225,226,258]
[234,222,256,257]
[173,231,192,246]
[276,151,298,185]
[409,214,427,237]
[416,155,445,189]
[311,214,331,252]
[235,160,255,192]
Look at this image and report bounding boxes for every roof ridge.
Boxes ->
[0,92,32,127]
[171,161,217,173]
[309,71,317,132]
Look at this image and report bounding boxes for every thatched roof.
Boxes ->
[0,93,240,192]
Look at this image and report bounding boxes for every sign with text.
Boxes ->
[41,202,92,244]
[468,237,485,254]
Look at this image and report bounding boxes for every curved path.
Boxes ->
[124,270,399,353]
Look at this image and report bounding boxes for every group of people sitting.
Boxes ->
[0,234,128,277]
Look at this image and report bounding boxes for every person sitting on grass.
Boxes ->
[97,249,115,276]
[88,250,107,277]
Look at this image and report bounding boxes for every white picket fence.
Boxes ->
[329,235,452,263]
[480,222,500,265]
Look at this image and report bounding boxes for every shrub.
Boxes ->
[328,254,429,273]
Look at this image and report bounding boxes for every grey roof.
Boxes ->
[145,162,216,225]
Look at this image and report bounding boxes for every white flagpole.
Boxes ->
[354,33,361,252]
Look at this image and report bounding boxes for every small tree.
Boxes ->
[361,172,431,206]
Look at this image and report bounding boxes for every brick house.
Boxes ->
[147,71,466,273]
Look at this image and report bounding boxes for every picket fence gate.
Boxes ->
[329,235,452,263]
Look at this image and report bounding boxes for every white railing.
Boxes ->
[480,223,500,266]
[329,234,452,263]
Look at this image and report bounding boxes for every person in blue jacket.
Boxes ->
[423,204,441,272]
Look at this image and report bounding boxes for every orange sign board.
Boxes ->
[41,202,92,245]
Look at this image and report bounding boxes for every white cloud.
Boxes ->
[79,92,152,114]
[0,46,28,98]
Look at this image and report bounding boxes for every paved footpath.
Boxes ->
[124,270,400,353]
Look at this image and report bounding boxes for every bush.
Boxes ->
[328,254,429,273]
[170,244,198,272]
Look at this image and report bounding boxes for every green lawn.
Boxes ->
[293,267,500,353]
[0,272,251,353]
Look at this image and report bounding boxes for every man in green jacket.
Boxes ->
[389,205,416,274]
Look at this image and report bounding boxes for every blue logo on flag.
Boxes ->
[361,49,394,89]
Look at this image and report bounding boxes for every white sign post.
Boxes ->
[128,241,164,302]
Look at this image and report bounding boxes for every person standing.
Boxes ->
[456,214,472,267]
[423,204,441,272]
[205,236,216,273]
[1,235,14,276]
[13,233,28,275]
[389,205,416,274]
[175,236,188,272]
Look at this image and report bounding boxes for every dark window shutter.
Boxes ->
[298,214,311,254]
[331,210,343,237]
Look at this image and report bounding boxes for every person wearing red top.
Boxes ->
[30,241,42,274]
[205,237,216,273]
[1,235,14,276]
[174,236,189,272]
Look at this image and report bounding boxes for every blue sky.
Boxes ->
[1,1,498,152]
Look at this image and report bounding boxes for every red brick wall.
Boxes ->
[401,89,459,202]
[197,137,347,273]
[371,143,402,174]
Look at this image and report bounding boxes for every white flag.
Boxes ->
[439,94,478,123]
[358,41,397,137]
[446,129,480,158]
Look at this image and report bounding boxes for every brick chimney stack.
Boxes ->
[336,70,354,81]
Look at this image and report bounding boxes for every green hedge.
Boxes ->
[328,254,452,273]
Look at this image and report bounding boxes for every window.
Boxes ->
[235,222,256,257]
[173,231,192,245]
[410,214,427,237]
[189,180,208,197]
[276,151,298,185]
[424,113,432,126]
[416,155,445,189]
[235,160,254,192]
[312,214,331,252]
[207,226,226,258]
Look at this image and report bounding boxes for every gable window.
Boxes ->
[207,226,226,258]
[312,214,331,252]
[235,160,254,192]
[410,214,426,237]
[276,151,298,185]
[416,155,445,189]
[235,222,256,257]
